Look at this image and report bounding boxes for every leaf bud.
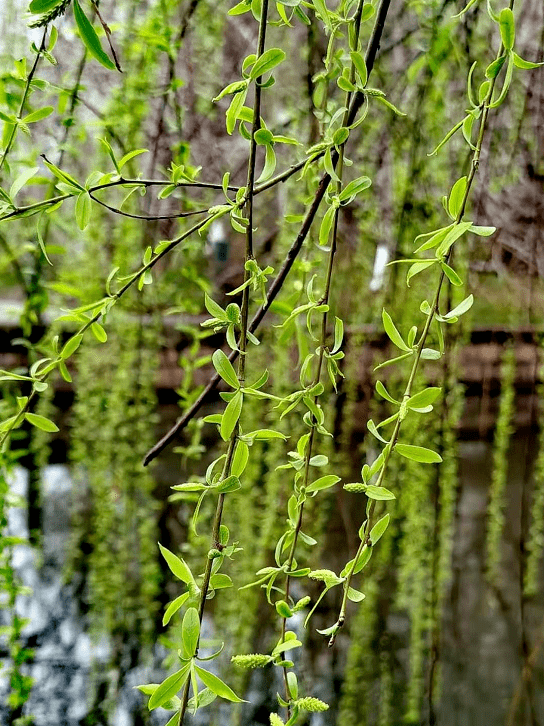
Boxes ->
[343,482,367,493]
[293,596,311,612]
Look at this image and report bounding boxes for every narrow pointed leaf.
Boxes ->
[395,443,442,463]
[194,665,245,703]
[73,0,116,71]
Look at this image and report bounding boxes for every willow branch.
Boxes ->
[143,0,392,466]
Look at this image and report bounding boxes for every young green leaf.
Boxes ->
[395,443,442,463]
[338,175,372,203]
[376,380,399,405]
[60,334,83,359]
[443,294,474,320]
[499,7,515,50]
[212,349,240,389]
[181,607,200,658]
[250,48,286,79]
[382,309,411,351]
[305,474,340,494]
[220,389,243,441]
[350,51,367,86]
[448,176,467,219]
[512,53,543,70]
[406,387,441,410]
[441,261,463,286]
[194,665,245,703]
[363,485,395,500]
[148,663,191,710]
[25,412,59,432]
[91,322,107,343]
[75,191,92,230]
[73,0,116,71]
[369,513,390,545]
[10,166,39,199]
[162,592,190,627]
[158,543,195,585]
[22,106,54,124]
[29,0,62,13]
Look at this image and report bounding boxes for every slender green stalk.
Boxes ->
[175,2,270,722]
[0,28,48,176]
[329,31,509,647]
[277,1,367,714]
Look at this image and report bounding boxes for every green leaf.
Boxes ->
[376,380,398,405]
[163,592,190,626]
[468,225,496,237]
[406,387,441,409]
[448,176,467,219]
[435,221,473,258]
[512,52,543,70]
[374,95,406,116]
[221,389,243,441]
[73,0,116,71]
[158,543,195,585]
[486,55,507,80]
[443,294,474,320]
[305,475,340,494]
[210,573,233,589]
[364,485,395,500]
[395,443,442,463]
[194,665,245,703]
[182,607,200,658]
[441,262,463,286]
[60,334,83,359]
[369,513,390,545]
[406,259,437,286]
[489,54,514,108]
[216,474,241,493]
[350,51,367,86]
[250,48,286,79]
[118,149,148,170]
[499,7,515,50]
[10,166,39,199]
[25,412,59,432]
[256,143,276,184]
[91,322,107,343]
[148,663,191,710]
[231,440,249,477]
[212,349,239,389]
[338,175,371,203]
[245,428,287,441]
[75,192,92,230]
[347,587,366,602]
[29,0,62,13]
[204,293,227,321]
[319,205,335,246]
[382,309,411,352]
[22,106,54,124]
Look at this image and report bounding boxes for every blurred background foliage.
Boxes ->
[0,0,543,724]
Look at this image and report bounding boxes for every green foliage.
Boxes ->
[0,0,542,724]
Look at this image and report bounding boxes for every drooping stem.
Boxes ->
[143,0,393,467]
[0,28,48,176]
[329,30,509,647]
[175,3,270,722]
[277,0,368,714]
